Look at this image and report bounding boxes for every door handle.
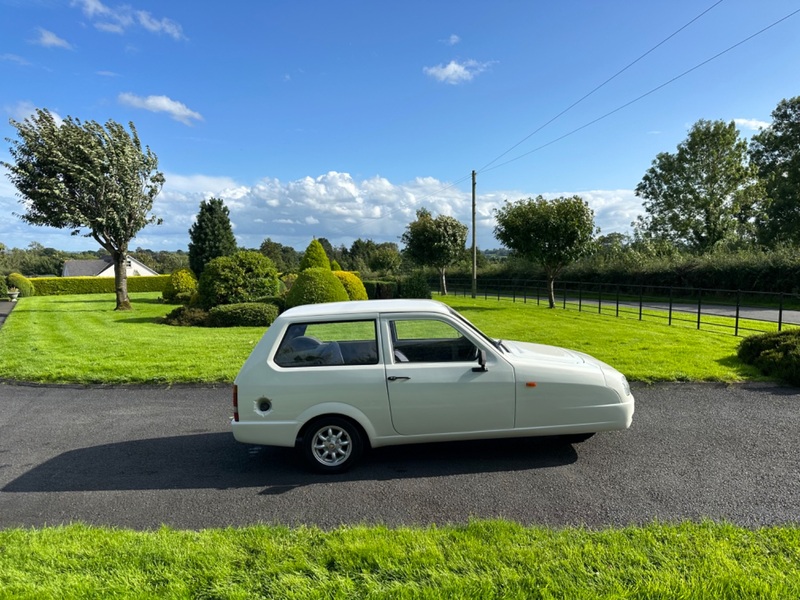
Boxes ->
[387,376,410,381]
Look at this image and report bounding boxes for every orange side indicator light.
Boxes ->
[526,382,537,387]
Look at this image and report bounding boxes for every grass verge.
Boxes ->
[1,521,798,599]
[0,292,765,384]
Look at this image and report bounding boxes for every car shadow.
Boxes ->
[2,433,578,495]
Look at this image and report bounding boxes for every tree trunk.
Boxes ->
[547,276,556,309]
[439,267,448,296]
[113,250,132,311]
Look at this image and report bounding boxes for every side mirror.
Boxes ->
[472,349,488,372]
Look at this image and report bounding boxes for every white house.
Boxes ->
[61,256,159,277]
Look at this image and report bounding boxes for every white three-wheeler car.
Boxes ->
[232,299,634,472]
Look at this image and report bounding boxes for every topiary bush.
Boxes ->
[299,239,331,271]
[163,268,198,304]
[333,271,368,301]
[281,273,298,291]
[208,302,279,327]
[738,329,800,385]
[0,277,7,298]
[285,267,349,308]
[7,273,34,297]
[163,306,210,327]
[196,251,279,309]
[397,271,432,299]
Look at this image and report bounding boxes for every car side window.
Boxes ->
[391,319,477,363]
[274,320,378,367]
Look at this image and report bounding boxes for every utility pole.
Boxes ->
[471,169,477,299]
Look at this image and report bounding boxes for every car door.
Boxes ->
[380,314,515,436]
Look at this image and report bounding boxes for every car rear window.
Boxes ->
[274,320,379,367]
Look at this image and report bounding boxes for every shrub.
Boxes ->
[253,295,286,313]
[333,271,368,301]
[7,273,34,297]
[363,280,397,299]
[196,251,279,309]
[163,306,210,327]
[208,302,279,327]
[397,271,432,299]
[299,239,331,271]
[163,268,198,304]
[0,277,7,298]
[738,329,800,385]
[281,273,298,291]
[331,259,342,271]
[285,267,349,308]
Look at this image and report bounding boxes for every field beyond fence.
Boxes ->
[440,278,800,337]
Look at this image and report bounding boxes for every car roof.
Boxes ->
[279,298,452,320]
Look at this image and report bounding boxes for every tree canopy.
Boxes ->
[750,96,800,247]
[633,119,762,253]
[401,208,468,295]
[494,195,596,308]
[2,108,163,310]
[188,197,237,277]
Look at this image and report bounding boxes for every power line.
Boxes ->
[477,0,727,173]
[481,6,800,175]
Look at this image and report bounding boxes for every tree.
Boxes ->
[2,109,163,310]
[750,96,800,247]
[494,195,596,308]
[188,197,237,277]
[401,208,468,295]
[633,119,762,253]
[259,237,300,272]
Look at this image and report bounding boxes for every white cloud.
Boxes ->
[734,118,769,131]
[423,59,494,85]
[33,28,73,50]
[95,70,119,77]
[4,101,63,126]
[0,167,645,252]
[71,0,185,40]
[1,54,31,66]
[442,34,460,46]
[118,92,203,125]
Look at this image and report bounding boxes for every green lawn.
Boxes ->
[1,521,798,599]
[0,292,765,384]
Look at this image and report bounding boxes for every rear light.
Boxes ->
[232,385,239,422]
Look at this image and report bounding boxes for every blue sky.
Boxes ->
[1,0,799,252]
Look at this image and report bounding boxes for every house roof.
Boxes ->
[62,257,113,277]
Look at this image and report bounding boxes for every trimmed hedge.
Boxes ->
[208,302,279,327]
[31,275,169,296]
[363,280,397,299]
[738,329,800,386]
[397,272,432,299]
[7,273,35,297]
[0,277,7,298]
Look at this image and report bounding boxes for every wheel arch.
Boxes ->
[295,407,374,450]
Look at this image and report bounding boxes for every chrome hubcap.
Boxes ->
[312,425,351,466]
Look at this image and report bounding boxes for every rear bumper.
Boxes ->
[231,420,299,447]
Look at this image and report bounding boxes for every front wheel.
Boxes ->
[301,417,364,473]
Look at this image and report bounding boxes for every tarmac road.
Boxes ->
[0,381,798,530]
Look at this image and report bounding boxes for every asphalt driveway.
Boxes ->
[0,381,798,530]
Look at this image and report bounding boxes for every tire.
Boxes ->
[301,417,364,473]
[561,432,595,444]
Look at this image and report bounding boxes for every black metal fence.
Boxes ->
[438,277,800,337]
